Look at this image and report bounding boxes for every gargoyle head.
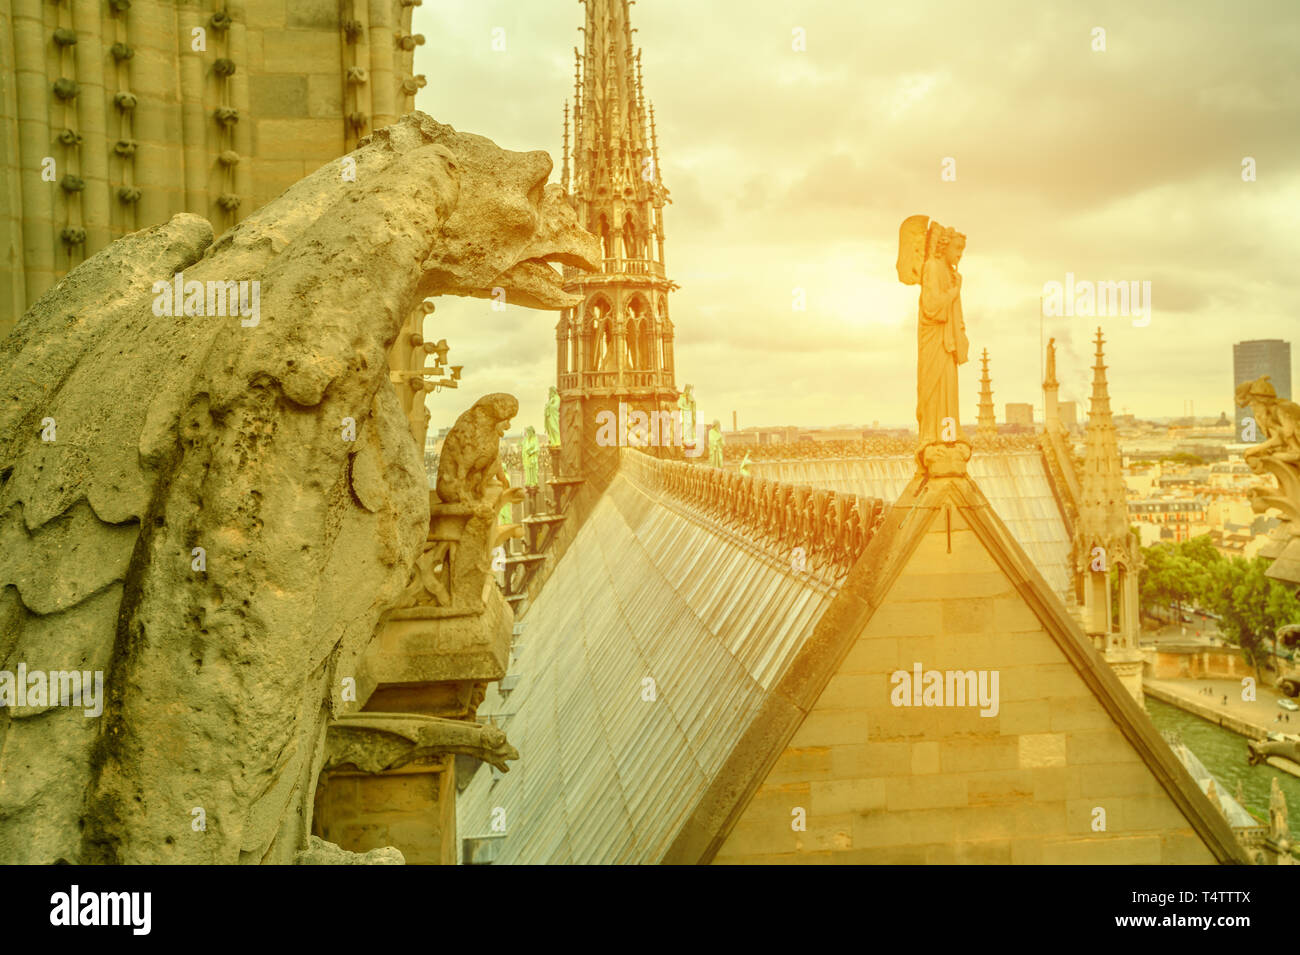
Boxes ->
[479,393,519,439]
[1247,739,1268,766]
[480,724,521,773]
[403,116,602,309]
[1236,375,1276,410]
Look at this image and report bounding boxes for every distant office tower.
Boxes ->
[1005,402,1034,429]
[1234,339,1291,434]
[1058,400,1078,430]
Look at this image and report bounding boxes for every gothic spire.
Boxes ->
[555,0,678,491]
[1043,336,1064,434]
[571,0,666,251]
[976,348,997,437]
[1078,328,1128,549]
[561,101,571,194]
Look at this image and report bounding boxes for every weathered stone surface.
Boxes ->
[324,713,518,774]
[1236,375,1300,584]
[0,112,599,864]
[436,394,519,506]
[248,74,310,118]
[294,835,404,865]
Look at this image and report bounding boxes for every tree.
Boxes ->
[1139,540,1212,621]
[1179,534,1221,569]
[1201,557,1300,684]
[1138,535,1300,682]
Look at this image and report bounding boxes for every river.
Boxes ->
[1145,696,1300,823]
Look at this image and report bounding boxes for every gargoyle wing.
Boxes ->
[0,120,469,864]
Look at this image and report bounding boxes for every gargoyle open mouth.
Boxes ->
[494,248,597,310]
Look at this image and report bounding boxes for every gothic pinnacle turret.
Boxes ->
[1043,336,1064,434]
[1074,328,1133,645]
[1078,327,1127,547]
[564,0,669,237]
[1075,328,1143,697]
[555,0,680,490]
[976,348,997,438]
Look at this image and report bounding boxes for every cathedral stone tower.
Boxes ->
[554,0,678,490]
[1076,328,1142,700]
[1,0,426,339]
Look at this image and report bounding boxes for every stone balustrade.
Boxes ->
[622,449,886,580]
[721,431,1042,462]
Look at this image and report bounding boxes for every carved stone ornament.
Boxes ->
[324,713,519,773]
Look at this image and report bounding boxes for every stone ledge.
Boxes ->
[362,589,512,691]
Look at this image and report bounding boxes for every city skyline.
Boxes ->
[412,0,1299,433]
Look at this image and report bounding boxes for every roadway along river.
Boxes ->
[1145,696,1300,823]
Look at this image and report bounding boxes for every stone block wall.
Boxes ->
[1148,647,1251,681]
[313,758,456,866]
[713,504,1218,864]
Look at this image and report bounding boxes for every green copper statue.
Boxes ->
[677,384,696,442]
[522,425,540,487]
[708,419,724,468]
[544,386,561,448]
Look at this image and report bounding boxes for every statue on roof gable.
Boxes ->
[897,214,971,474]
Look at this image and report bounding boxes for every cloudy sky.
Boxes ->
[412,0,1299,434]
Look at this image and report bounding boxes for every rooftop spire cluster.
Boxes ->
[564,0,669,259]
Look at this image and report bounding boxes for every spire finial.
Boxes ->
[561,101,571,194]
[636,49,645,113]
[649,101,660,177]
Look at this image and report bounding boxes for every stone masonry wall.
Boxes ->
[1,0,423,338]
[313,759,456,866]
[714,505,1216,864]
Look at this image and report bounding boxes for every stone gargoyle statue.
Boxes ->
[1235,376,1300,583]
[0,111,600,864]
[436,393,520,507]
[1246,735,1300,769]
[323,713,519,775]
[1237,376,1300,465]
[394,392,525,613]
